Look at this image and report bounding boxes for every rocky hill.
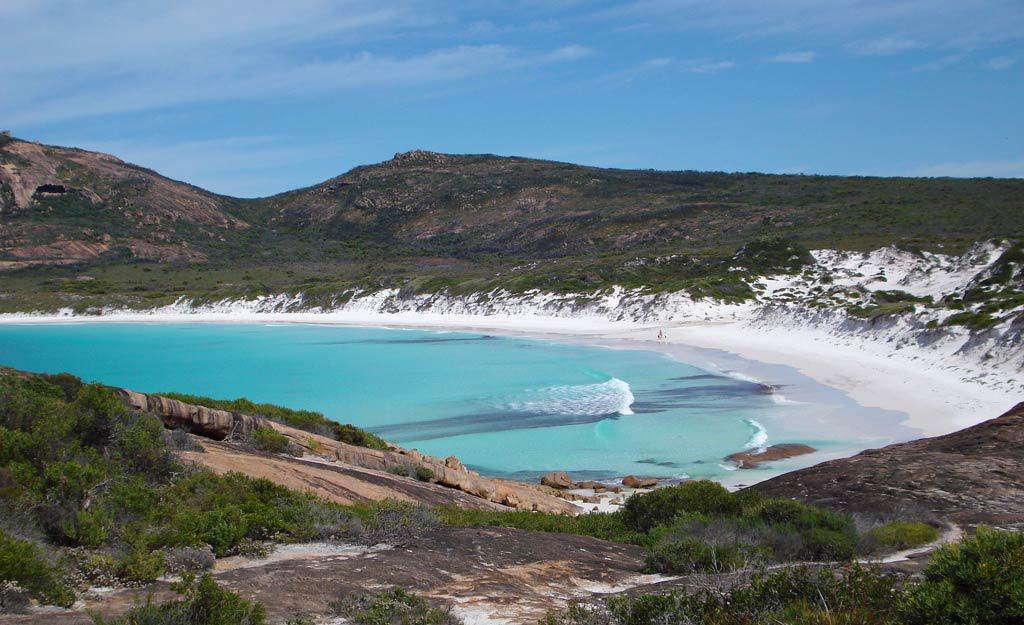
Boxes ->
[0,135,250,271]
[2,136,1023,313]
[753,401,1024,527]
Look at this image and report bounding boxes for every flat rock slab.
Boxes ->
[2,527,655,625]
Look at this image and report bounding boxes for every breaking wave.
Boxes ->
[508,378,635,416]
[744,418,768,452]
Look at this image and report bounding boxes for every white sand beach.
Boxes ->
[2,305,1019,441]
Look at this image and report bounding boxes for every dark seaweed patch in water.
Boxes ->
[373,409,620,442]
[631,381,780,414]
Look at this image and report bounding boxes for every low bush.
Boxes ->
[115,543,166,585]
[329,588,462,625]
[158,471,354,556]
[436,507,637,543]
[645,538,750,575]
[93,572,265,625]
[387,465,412,477]
[899,527,1024,625]
[163,545,216,574]
[0,529,74,608]
[249,427,292,454]
[866,521,938,551]
[353,500,440,545]
[622,481,741,532]
[415,467,435,482]
[542,565,900,625]
[165,428,204,452]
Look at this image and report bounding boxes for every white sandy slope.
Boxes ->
[2,244,1021,439]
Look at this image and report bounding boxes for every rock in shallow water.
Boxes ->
[540,471,573,489]
[725,443,816,469]
[622,475,658,488]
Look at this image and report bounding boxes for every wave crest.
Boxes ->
[744,418,768,453]
[508,378,635,416]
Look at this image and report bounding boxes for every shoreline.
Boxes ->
[2,307,1018,441]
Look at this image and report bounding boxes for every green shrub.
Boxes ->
[387,465,412,477]
[0,529,75,608]
[116,542,166,584]
[93,573,265,625]
[867,522,938,551]
[799,527,857,561]
[899,527,1024,625]
[436,506,636,543]
[543,565,900,625]
[334,423,389,451]
[355,500,440,545]
[622,481,741,532]
[159,471,347,556]
[645,539,748,574]
[415,467,435,482]
[63,507,113,547]
[329,588,462,625]
[250,427,291,454]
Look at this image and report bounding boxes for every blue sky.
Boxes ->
[2,1,1022,197]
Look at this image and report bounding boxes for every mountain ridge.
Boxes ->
[2,135,1022,316]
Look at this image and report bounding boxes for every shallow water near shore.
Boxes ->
[0,322,906,482]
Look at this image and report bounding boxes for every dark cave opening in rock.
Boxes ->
[35,184,67,195]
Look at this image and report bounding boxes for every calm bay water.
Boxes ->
[0,322,869,480]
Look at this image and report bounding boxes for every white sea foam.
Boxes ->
[744,418,768,452]
[770,393,802,406]
[508,378,635,416]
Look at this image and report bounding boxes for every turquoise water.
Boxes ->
[0,323,865,480]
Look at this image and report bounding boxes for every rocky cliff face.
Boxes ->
[0,137,244,269]
[753,402,1024,526]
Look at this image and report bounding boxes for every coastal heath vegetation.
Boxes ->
[0,368,397,610]
[442,481,932,575]
[542,527,1024,625]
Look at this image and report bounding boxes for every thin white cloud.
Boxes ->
[912,54,965,72]
[683,59,736,74]
[0,1,594,126]
[592,1,1024,52]
[851,36,921,56]
[546,44,594,61]
[767,51,816,63]
[2,43,593,126]
[984,56,1017,69]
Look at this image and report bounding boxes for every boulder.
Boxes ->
[725,443,816,469]
[540,471,573,489]
[444,455,465,472]
[622,475,657,489]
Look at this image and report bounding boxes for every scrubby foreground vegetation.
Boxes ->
[441,479,939,574]
[96,527,1024,625]
[542,528,1024,625]
[0,368,423,611]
